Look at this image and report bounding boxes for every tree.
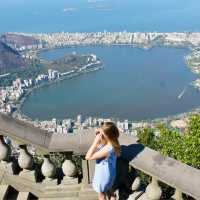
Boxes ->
[137,114,200,169]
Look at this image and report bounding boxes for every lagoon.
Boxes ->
[21,46,200,121]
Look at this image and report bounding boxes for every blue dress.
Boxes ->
[92,145,117,193]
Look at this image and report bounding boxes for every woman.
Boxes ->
[85,122,121,200]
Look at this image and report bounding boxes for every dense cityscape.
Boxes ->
[0,53,102,115]
[4,31,200,89]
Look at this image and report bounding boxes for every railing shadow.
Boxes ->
[111,144,145,200]
[120,144,144,162]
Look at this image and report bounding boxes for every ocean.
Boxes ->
[0,0,200,33]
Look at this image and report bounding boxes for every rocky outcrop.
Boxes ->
[0,33,40,49]
[0,41,27,71]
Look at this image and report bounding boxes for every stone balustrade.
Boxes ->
[0,135,81,199]
[0,113,199,200]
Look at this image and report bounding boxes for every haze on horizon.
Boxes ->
[0,0,200,33]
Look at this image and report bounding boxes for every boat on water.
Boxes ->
[178,87,187,99]
[63,7,77,12]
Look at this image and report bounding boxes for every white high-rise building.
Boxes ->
[88,117,93,126]
[117,121,124,132]
[63,128,68,134]
[77,114,82,125]
[57,125,63,134]
[93,118,98,126]
[48,69,53,79]
[98,118,104,126]
[52,118,57,128]
[62,119,72,129]
[13,78,22,89]
[48,69,60,80]
[124,120,129,132]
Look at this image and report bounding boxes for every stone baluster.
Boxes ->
[62,159,78,184]
[145,177,162,200]
[127,176,143,200]
[172,189,183,200]
[81,158,89,185]
[0,135,11,162]
[81,158,95,185]
[18,145,33,169]
[79,158,98,200]
[41,155,56,185]
[18,145,36,182]
[131,176,141,191]
[0,135,14,174]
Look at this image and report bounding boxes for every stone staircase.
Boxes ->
[0,166,147,200]
[79,185,98,200]
[0,165,99,200]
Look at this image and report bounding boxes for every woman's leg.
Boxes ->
[109,195,116,200]
[109,192,116,200]
[98,192,106,200]
[106,190,116,200]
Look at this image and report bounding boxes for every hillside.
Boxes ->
[0,41,27,73]
[0,33,40,49]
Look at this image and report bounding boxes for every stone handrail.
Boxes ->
[122,144,200,199]
[0,114,136,153]
[0,113,200,199]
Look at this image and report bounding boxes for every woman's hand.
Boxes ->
[85,131,103,160]
[95,128,101,135]
[93,133,102,146]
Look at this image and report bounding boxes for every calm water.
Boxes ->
[21,46,200,121]
[0,0,200,33]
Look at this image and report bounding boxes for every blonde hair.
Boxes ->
[101,122,121,157]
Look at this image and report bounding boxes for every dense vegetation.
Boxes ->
[0,54,96,87]
[137,114,200,199]
[47,54,95,73]
[137,114,200,169]
[0,61,44,87]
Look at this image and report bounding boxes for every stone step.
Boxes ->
[42,191,79,198]
[44,184,81,192]
[39,198,79,200]
[79,184,98,200]
[41,184,81,199]
[79,192,98,200]
[81,184,93,189]
[79,197,97,200]
[80,187,94,192]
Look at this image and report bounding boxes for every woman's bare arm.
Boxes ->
[85,134,108,160]
[85,146,108,160]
